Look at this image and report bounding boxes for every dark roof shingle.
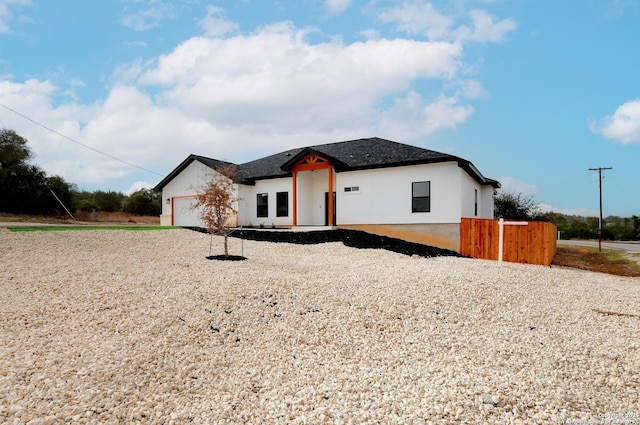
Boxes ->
[155,137,500,190]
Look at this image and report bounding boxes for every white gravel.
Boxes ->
[1,228,639,424]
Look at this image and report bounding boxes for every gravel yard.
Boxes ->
[1,228,639,424]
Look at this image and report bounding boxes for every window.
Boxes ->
[412,181,430,213]
[257,193,268,217]
[344,186,360,193]
[276,192,288,217]
[474,189,478,216]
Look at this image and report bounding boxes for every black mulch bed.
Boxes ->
[206,255,247,261]
[187,227,459,259]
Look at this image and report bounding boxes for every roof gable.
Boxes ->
[280,148,347,172]
[153,155,235,191]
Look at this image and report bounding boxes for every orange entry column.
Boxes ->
[292,171,298,226]
[328,167,334,226]
[171,197,174,226]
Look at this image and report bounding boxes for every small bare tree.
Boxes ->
[193,165,239,257]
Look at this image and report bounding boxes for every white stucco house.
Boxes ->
[154,137,500,252]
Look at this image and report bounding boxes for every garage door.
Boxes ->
[173,197,205,227]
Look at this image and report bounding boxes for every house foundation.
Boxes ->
[337,223,461,252]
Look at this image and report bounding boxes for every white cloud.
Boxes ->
[125,181,156,195]
[1,8,512,192]
[198,5,238,37]
[535,203,554,214]
[455,79,487,99]
[0,0,30,33]
[138,22,463,137]
[377,1,515,43]
[121,0,176,31]
[496,176,538,196]
[124,40,149,48]
[325,0,351,15]
[421,94,474,133]
[359,28,380,40]
[109,58,145,84]
[378,1,454,41]
[455,9,516,43]
[373,91,473,141]
[536,204,599,217]
[591,99,640,144]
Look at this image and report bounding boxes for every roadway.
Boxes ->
[558,239,640,253]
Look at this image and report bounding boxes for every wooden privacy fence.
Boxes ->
[460,218,557,266]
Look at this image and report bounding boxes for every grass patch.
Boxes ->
[553,246,640,277]
[8,226,180,232]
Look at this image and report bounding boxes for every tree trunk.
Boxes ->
[223,231,229,257]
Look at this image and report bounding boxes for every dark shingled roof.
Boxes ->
[153,155,236,190]
[154,137,500,190]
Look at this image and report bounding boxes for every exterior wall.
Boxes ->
[310,169,330,225]
[480,185,496,219]
[296,172,313,225]
[237,177,294,227]
[237,184,252,226]
[160,161,239,227]
[335,162,463,225]
[236,170,333,227]
[460,172,477,218]
[160,161,210,226]
[159,157,497,245]
[459,171,494,219]
[281,169,332,226]
[339,223,461,252]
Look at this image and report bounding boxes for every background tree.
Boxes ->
[46,175,77,215]
[0,129,164,219]
[123,188,161,216]
[0,129,49,214]
[194,166,239,257]
[93,190,125,212]
[73,190,99,212]
[538,213,640,241]
[633,215,640,240]
[493,191,543,220]
[0,129,32,167]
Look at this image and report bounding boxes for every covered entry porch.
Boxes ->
[286,151,339,227]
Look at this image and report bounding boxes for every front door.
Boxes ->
[324,191,336,226]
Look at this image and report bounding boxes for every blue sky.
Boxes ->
[1,0,638,217]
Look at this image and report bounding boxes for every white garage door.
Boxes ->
[173,197,205,227]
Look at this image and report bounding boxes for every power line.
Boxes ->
[0,102,164,177]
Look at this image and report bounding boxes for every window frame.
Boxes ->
[276,191,288,217]
[256,193,268,218]
[474,189,478,216]
[411,181,431,213]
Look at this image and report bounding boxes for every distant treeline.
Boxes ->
[0,128,160,217]
[540,212,640,241]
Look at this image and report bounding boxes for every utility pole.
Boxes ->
[588,166,612,251]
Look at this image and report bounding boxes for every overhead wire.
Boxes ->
[0,102,164,177]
